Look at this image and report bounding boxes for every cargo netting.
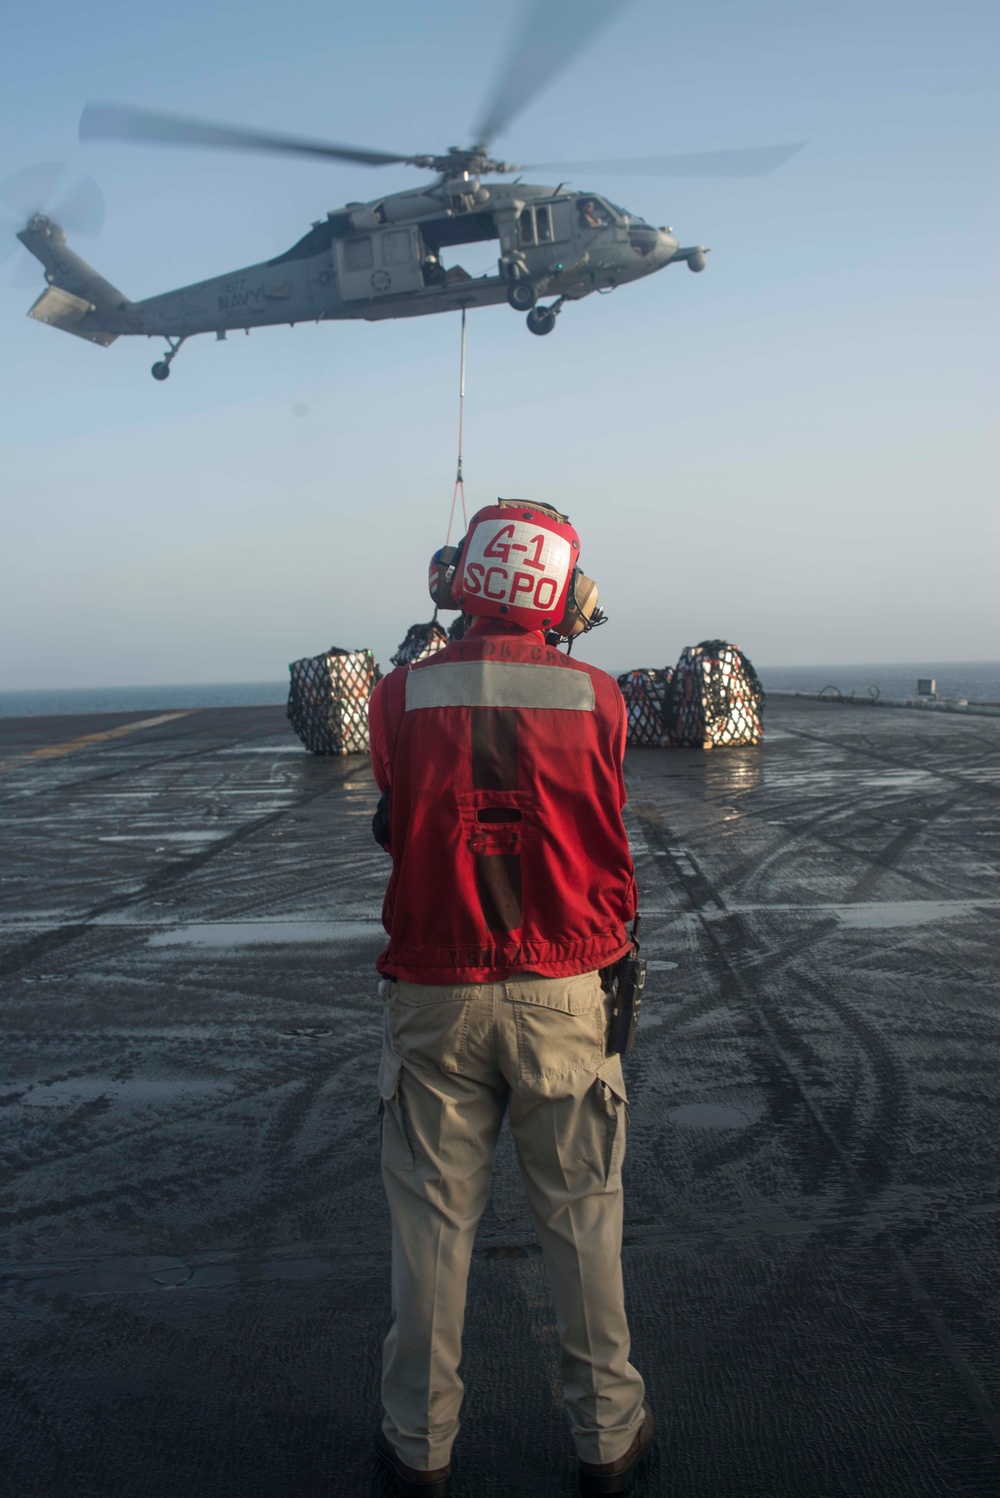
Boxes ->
[287,647,381,756]
[391,620,450,667]
[664,640,764,747]
[617,668,674,747]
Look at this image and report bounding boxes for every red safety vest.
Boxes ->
[369,619,637,983]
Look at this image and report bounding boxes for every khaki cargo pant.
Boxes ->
[378,969,646,1470]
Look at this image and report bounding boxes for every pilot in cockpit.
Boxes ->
[577,198,610,230]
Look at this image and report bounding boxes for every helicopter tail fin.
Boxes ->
[18,214,129,346]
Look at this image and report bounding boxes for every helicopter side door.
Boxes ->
[337,226,424,302]
[518,201,573,249]
[516,200,577,273]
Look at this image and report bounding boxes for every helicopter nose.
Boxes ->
[657,228,679,260]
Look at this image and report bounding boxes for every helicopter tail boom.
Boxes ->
[18,215,130,346]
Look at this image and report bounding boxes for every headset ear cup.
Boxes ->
[430,541,465,610]
[556,571,600,637]
[446,536,467,608]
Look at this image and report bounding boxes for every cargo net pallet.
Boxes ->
[618,668,674,747]
[667,640,764,747]
[287,648,381,755]
[620,642,764,749]
[391,620,450,666]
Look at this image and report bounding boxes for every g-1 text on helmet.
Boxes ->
[452,504,580,632]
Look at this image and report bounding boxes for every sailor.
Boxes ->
[420,249,447,286]
[369,501,653,1497]
[578,197,607,229]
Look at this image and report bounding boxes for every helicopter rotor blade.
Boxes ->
[80,103,414,169]
[50,173,105,235]
[521,142,805,176]
[9,252,46,287]
[472,0,633,148]
[1,163,68,225]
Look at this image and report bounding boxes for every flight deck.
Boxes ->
[1,698,998,1496]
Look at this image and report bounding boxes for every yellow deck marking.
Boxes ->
[0,711,197,771]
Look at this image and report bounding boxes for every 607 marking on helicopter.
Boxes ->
[12,0,801,380]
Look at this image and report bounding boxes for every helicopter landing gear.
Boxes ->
[151,336,186,381]
[506,279,536,312]
[526,303,559,336]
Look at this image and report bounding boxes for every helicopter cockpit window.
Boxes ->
[535,206,552,243]
[381,230,412,266]
[577,198,614,230]
[344,236,374,272]
[518,208,535,245]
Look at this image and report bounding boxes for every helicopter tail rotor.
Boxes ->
[14,202,128,348]
[1,163,105,286]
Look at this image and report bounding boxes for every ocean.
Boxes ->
[0,662,998,718]
[0,680,290,719]
[754,660,1000,705]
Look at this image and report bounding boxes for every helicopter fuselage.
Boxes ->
[20,177,707,366]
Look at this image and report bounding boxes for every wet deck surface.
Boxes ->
[1,699,998,1497]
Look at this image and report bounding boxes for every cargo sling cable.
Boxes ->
[443,307,469,550]
[390,310,471,667]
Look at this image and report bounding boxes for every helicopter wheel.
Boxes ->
[526,307,556,336]
[506,279,536,311]
[151,361,171,381]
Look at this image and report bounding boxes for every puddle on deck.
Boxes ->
[834,899,994,928]
[16,1076,233,1108]
[0,1252,336,1312]
[216,746,311,755]
[147,919,382,947]
[98,832,223,844]
[710,899,999,928]
[669,1103,761,1130]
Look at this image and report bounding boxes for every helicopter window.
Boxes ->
[518,208,535,245]
[549,201,573,240]
[381,230,412,266]
[577,198,614,229]
[627,226,656,256]
[535,206,552,243]
[344,236,374,272]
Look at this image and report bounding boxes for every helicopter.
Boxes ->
[14,0,801,380]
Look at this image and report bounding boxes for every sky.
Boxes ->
[1,0,997,688]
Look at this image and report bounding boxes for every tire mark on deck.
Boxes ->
[0,769,367,982]
[630,803,1000,1451]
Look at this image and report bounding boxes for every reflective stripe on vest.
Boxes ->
[405,660,596,712]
